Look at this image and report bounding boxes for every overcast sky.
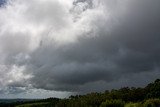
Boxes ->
[0,0,160,99]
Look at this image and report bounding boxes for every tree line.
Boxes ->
[55,79,160,107]
[1,79,160,107]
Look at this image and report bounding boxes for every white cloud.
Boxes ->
[0,0,109,97]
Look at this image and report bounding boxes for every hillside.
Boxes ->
[0,79,160,107]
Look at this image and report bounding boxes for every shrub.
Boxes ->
[143,99,160,107]
[125,102,142,107]
[100,99,125,107]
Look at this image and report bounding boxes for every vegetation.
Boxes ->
[16,102,50,107]
[143,99,160,107]
[1,79,160,107]
[100,99,125,107]
[124,102,142,107]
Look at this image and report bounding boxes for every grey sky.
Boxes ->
[0,0,160,98]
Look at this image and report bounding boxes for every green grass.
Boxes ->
[125,102,142,107]
[16,102,50,107]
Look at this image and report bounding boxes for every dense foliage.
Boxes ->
[1,79,160,107]
[100,99,125,107]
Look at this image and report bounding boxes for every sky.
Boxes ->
[0,0,160,99]
[0,0,5,6]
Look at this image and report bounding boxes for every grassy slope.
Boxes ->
[16,102,50,107]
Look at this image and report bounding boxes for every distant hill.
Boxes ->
[0,79,160,107]
[0,99,36,103]
[0,99,39,107]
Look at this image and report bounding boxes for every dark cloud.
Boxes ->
[0,0,6,7]
[0,0,160,97]
[25,0,160,92]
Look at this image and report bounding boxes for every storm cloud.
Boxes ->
[0,0,160,98]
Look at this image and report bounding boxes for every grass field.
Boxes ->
[16,102,50,107]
